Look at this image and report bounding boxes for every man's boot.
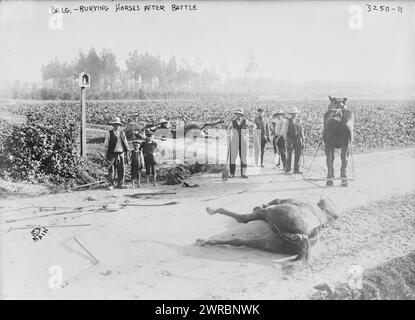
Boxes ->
[229,164,236,178]
[241,165,248,179]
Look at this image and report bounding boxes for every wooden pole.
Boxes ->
[80,87,86,157]
[205,136,209,165]
[216,134,220,165]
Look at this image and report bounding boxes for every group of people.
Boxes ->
[228,107,304,178]
[103,106,305,188]
[104,116,158,189]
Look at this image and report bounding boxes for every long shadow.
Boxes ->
[226,185,322,193]
[130,239,287,266]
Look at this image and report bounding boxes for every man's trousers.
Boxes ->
[108,152,125,187]
[273,136,287,169]
[286,137,302,172]
[229,134,248,176]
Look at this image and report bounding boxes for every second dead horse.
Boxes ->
[196,198,338,262]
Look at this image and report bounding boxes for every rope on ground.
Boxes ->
[350,141,356,180]
[303,138,323,179]
[120,201,178,207]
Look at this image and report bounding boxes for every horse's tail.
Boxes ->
[271,224,311,262]
[308,226,322,246]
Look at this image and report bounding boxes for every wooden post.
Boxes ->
[80,86,86,157]
[216,134,220,165]
[205,135,209,165]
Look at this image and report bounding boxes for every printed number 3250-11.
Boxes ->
[366,4,398,13]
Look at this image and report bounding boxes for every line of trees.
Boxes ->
[7,47,413,100]
[13,48,221,100]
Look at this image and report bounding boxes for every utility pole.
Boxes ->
[79,72,90,157]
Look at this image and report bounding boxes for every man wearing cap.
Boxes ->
[227,109,256,178]
[104,116,130,188]
[253,108,271,167]
[271,110,288,169]
[285,107,304,174]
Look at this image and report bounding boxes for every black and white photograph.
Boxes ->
[0,0,414,302]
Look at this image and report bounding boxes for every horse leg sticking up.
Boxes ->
[205,207,263,223]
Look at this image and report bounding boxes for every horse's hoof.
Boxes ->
[341,183,348,187]
[253,206,262,212]
[326,181,334,187]
[195,239,205,246]
[206,207,216,215]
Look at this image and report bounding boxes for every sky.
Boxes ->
[0,0,414,86]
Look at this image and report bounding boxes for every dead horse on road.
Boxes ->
[196,198,338,262]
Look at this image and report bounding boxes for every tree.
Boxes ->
[126,51,163,91]
[166,55,178,86]
[73,51,87,75]
[244,50,258,75]
[85,48,102,88]
[41,58,62,89]
[100,48,120,90]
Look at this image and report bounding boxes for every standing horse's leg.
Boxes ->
[205,207,264,223]
[340,143,349,187]
[325,146,334,187]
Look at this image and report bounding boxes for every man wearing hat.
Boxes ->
[227,109,255,178]
[104,116,130,188]
[285,107,304,174]
[253,108,271,167]
[271,109,288,169]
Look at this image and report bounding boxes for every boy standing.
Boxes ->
[271,110,288,170]
[130,140,143,188]
[139,132,158,186]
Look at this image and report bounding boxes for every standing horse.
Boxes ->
[323,96,354,187]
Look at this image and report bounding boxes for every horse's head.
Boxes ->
[325,96,348,122]
[328,96,347,110]
[317,198,338,222]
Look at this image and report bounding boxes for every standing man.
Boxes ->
[285,107,304,174]
[271,109,288,170]
[104,116,130,188]
[227,109,256,179]
[253,108,271,167]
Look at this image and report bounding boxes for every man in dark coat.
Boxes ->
[104,116,130,188]
[285,107,304,174]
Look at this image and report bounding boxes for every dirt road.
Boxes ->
[1,148,414,299]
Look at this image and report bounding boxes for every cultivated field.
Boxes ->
[1,97,414,153]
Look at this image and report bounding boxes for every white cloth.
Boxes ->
[272,118,288,140]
